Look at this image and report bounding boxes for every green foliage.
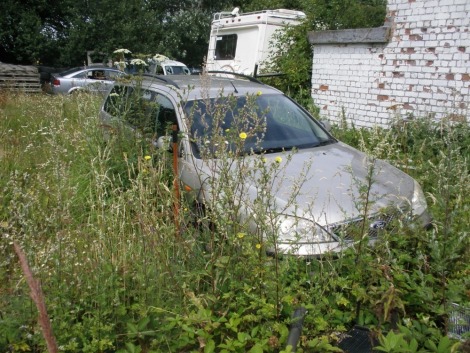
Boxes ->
[301,0,387,30]
[1,0,388,70]
[0,92,468,352]
[261,0,387,111]
[261,22,316,112]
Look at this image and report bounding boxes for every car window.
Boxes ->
[104,85,178,137]
[60,67,84,76]
[185,93,333,157]
[88,70,106,79]
[259,95,328,136]
[105,70,122,80]
[155,65,164,75]
[72,71,87,79]
[165,66,189,75]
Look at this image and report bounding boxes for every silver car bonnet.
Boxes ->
[196,141,414,227]
[264,142,413,226]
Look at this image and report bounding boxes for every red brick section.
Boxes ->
[378,95,389,101]
[446,73,454,80]
[458,47,466,52]
[319,85,329,91]
[462,74,470,81]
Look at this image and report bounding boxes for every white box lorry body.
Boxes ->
[206,8,306,75]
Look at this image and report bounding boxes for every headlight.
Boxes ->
[277,216,332,243]
[411,180,428,217]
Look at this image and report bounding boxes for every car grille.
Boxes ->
[327,208,407,241]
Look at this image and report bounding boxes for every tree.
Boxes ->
[0,0,387,72]
[301,0,387,30]
[0,0,69,65]
[261,0,387,109]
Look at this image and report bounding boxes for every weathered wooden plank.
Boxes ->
[0,76,41,82]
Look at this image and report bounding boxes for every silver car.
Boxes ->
[100,74,432,256]
[50,66,125,95]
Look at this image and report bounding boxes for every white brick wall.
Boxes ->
[311,0,470,127]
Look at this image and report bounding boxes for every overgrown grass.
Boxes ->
[0,90,468,352]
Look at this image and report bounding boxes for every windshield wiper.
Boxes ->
[311,138,336,147]
[251,146,295,154]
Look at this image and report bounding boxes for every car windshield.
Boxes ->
[165,66,190,75]
[184,93,334,158]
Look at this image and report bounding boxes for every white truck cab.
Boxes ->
[206,8,306,76]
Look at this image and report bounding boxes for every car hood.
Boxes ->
[271,143,413,225]
[199,142,414,227]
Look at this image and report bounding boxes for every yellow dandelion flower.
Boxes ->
[237,232,245,239]
[256,243,262,249]
[225,128,230,133]
[257,91,262,96]
[144,155,151,161]
[275,156,282,163]
[262,157,267,163]
[239,132,247,140]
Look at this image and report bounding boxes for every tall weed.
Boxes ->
[0,90,468,352]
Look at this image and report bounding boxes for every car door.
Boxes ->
[151,91,203,204]
[100,84,202,204]
[85,69,109,94]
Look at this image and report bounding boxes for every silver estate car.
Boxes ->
[50,66,126,95]
[99,73,432,256]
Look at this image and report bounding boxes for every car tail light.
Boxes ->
[52,78,60,86]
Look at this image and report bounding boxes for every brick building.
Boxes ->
[308,0,469,127]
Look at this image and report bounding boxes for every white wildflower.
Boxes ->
[153,54,169,62]
[113,61,127,68]
[113,48,132,54]
[130,58,148,66]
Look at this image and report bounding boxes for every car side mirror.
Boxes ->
[321,120,332,132]
[156,136,172,151]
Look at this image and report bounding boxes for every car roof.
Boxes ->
[160,60,187,67]
[135,73,283,101]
